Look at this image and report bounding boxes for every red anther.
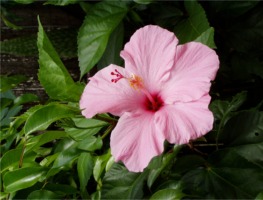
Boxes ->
[110,69,125,83]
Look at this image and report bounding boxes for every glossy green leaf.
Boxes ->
[26,131,68,152]
[24,103,77,135]
[72,117,109,129]
[66,127,102,141]
[14,93,39,105]
[147,145,182,188]
[174,0,211,44]
[97,22,124,70]
[77,152,94,198]
[14,0,35,4]
[134,0,154,5]
[37,18,83,101]
[0,75,27,93]
[194,27,216,48]
[27,190,60,199]
[101,163,149,199]
[44,0,78,6]
[0,148,23,173]
[150,188,184,200]
[78,1,128,77]
[93,150,112,182]
[47,138,80,177]
[3,167,47,193]
[77,136,103,151]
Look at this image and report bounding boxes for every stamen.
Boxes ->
[128,74,144,90]
[110,69,125,83]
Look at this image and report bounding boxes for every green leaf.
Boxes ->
[24,103,77,135]
[101,163,149,199]
[3,167,47,193]
[219,111,263,167]
[77,153,94,198]
[26,131,68,152]
[0,148,23,173]
[44,0,78,6]
[27,190,61,199]
[97,22,124,70]
[93,150,112,182]
[78,1,128,77]
[256,191,263,200]
[150,188,184,200]
[14,0,35,4]
[0,75,27,93]
[47,138,80,177]
[66,127,102,141]
[77,136,103,151]
[44,183,78,195]
[174,0,211,44]
[14,93,39,105]
[194,27,216,48]
[181,111,263,199]
[72,117,109,129]
[134,0,154,5]
[210,91,247,121]
[37,18,83,101]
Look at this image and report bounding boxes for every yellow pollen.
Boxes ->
[128,74,144,90]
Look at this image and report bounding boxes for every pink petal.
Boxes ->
[110,112,165,172]
[155,95,214,144]
[120,25,178,93]
[80,64,145,118]
[161,42,219,103]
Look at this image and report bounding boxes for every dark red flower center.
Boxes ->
[144,94,163,112]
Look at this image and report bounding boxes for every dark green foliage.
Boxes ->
[1,0,263,199]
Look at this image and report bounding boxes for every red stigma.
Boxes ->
[110,69,125,83]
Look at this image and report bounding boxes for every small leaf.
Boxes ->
[101,163,149,199]
[27,190,61,199]
[93,150,111,182]
[0,148,23,173]
[174,0,211,44]
[194,27,216,48]
[3,167,47,193]
[77,153,94,198]
[77,136,103,151]
[78,1,128,77]
[44,0,78,6]
[0,75,27,93]
[14,0,35,4]
[150,188,185,200]
[37,18,83,101]
[14,93,39,105]
[26,131,68,152]
[24,103,78,135]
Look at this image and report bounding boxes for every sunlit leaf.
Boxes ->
[78,1,128,77]
[24,103,78,135]
[37,18,84,101]
[3,167,47,193]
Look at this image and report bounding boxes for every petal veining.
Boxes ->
[161,42,219,103]
[155,95,213,144]
[80,64,145,118]
[120,25,178,93]
[110,112,165,172]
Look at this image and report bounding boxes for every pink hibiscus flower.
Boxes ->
[80,25,219,172]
